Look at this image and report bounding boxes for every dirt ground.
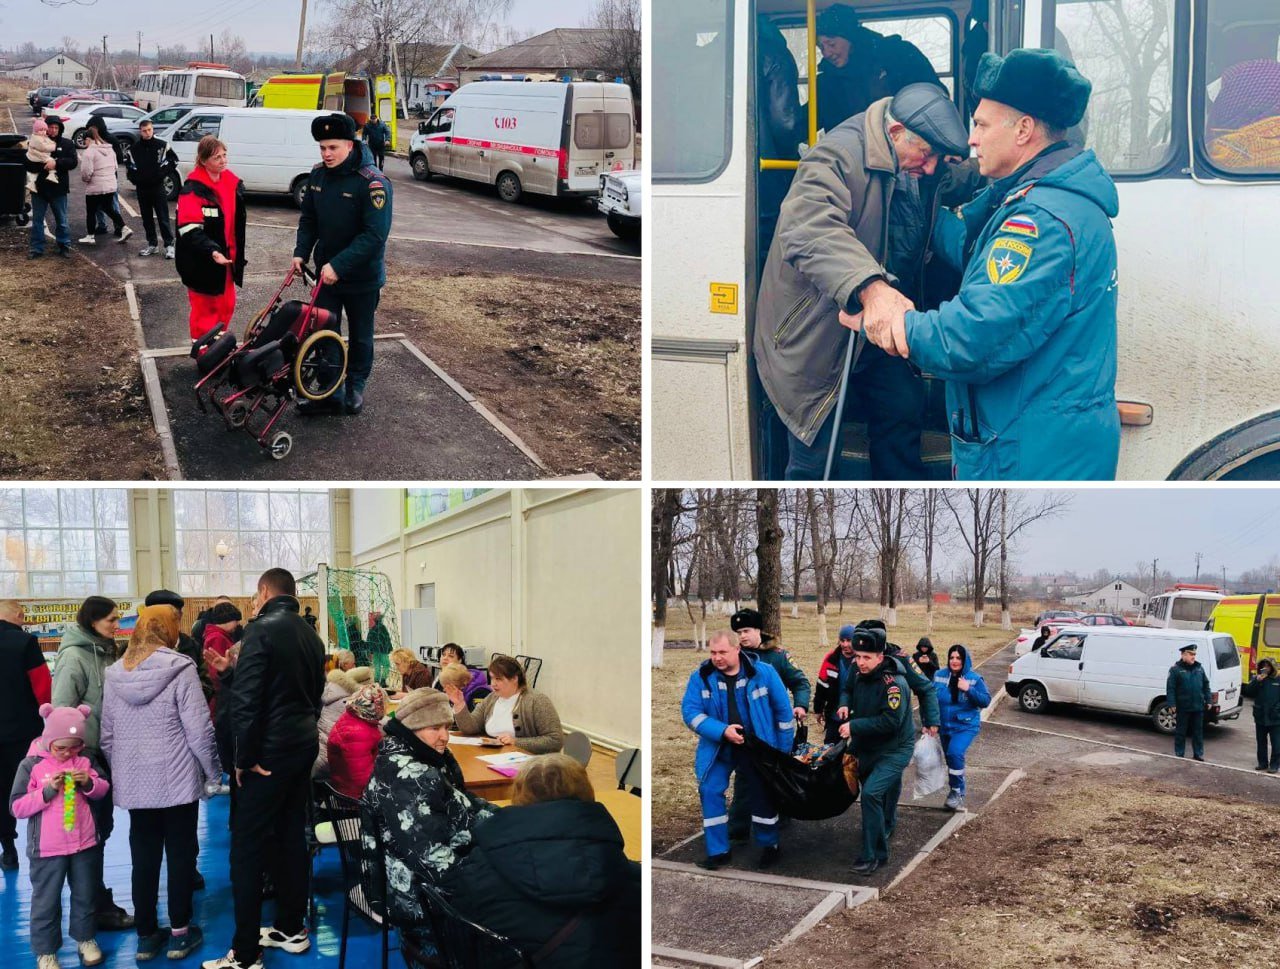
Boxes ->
[381,269,640,478]
[652,600,1035,851]
[0,232,164,479]
[766,769,1280,969]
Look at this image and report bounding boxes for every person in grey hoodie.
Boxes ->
[312,665,373,779]
[101,605,219,962]
[52,595,134,932]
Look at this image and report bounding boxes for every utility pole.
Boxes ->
[210,34,215,61]
[99,35,108,88]
[296,0,309,70]
[1222,566,1227,593]
[1195,551,1203,582]
[137,31,142,88]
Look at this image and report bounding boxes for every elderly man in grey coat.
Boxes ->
[754,82,974,481]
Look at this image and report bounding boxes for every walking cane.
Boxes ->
[822,327,863,481]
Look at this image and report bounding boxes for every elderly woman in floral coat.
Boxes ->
[359,688,496,945]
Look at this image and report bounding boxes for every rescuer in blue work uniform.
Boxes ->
[682,629,796,871]
[933,643,990,811]
[293,112,392,417]
[845,48,1120,480]
[839,628,914,874]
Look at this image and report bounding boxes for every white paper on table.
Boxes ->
[447,736,487,746]
[477,752,533,767]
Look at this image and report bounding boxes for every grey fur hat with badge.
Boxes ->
[395,688,454,730]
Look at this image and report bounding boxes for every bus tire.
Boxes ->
[1168,411,1280,480]
[607,212,639,241]
[411,153,431,181]
[496,170,522,204]
[291,175,309,209]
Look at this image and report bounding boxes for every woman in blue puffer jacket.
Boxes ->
[932,644,990,811]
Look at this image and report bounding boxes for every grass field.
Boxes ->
[651,599,1035,848]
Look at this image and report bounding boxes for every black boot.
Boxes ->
[0,839,17,870]
[95,887,135,931]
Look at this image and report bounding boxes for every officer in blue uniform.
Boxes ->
[846,48,1120,480]
[681,629,796,870]
[839,628,914,874]
[293,112,392,416]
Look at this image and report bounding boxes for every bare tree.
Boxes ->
[807,490,835,648]
[856,489,910,625]
[915,489,948,634]
[782,490,810,619]
[651,489,683,667]
[583,0,641,106]
[215,30,253,76]
[756,490,783,643]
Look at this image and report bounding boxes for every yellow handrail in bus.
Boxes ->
[760,0,818,173]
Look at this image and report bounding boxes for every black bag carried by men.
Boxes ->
[743,734,858,820]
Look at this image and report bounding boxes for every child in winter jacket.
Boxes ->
[25,118,56,195]
[9,703,110,969]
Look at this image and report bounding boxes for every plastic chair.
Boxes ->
[563,730,592,767]
[321,783,391,969]
[615,747,641,795]
[416,880,531,969]
[514,655,542,689]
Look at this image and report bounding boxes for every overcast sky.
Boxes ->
[1,0,594,56]
[949,489,1280,580]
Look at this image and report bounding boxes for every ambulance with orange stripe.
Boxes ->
[408,80,635,203]
[1207,595,1280,682]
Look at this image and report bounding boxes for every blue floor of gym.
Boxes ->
[1,793,391,968]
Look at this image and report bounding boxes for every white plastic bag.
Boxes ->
[911,733,947,799]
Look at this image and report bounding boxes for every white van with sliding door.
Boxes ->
[163,107,330,205]
[1005,627,1243,734]
[408,80,635,202]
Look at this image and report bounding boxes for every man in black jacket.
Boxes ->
[24,114,76,258]
[204,569,325,969]
[0,599,51,870]
[127,119,176,258]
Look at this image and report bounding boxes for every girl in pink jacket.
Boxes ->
[10,703,110,969]
[77,116,131,246]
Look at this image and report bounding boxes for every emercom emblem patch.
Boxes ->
[986,237,1034,285]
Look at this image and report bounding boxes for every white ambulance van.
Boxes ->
[408,80,635,202]
[1005,627,1243,734]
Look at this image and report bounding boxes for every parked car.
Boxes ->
[110,104,200,147]
[30,86,74,114]
[43,99,107,121]
[1077,613,1132,627]
[1033,609,1082,626]
[1014,619,1081,656]
[597,169,641,240]
[50,103,150,148]
[1006,627,1243,734]
[90,89,138,106]
[47,90,98,110]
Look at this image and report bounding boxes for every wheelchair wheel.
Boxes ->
[269,431,293,460]
[293,330,348,401]
[224,399,250,429]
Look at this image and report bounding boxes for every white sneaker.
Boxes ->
[139,245,158,256]
[77,235,96,244]
[201,953,263,969]
[164,245,175,259]
[37,955,60,969]
[77,941,103,967]
[116,226,133,243]
[259,927,310,953]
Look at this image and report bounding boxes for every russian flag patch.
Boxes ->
[998,216,1039,238]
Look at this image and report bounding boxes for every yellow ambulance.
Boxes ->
[252,71,397,151]
[1207,595,1280,681]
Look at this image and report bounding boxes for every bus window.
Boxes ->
[1051,0,1176,173]
[1172,596,1217,624]
[862,15,956,98]
[653,0,733,181]
[1200,0,1280,175]
[195,75,245,102]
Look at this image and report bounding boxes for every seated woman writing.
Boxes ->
[448,655,564,754]
[445,754,641,966]
[360,688,496,944]
[389,648,433,693]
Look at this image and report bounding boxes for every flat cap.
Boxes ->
[145,589,185,610]
[312,112,357,142]
[973,48,1091,130]
[890,82,969,157]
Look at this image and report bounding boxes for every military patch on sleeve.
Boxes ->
[887,685,902,711]
[369,181,387,210]
[908,659,924,677]
[998,215,1038,238]
[986,237,1034,285]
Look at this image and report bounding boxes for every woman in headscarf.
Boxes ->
[931,644,990,812]
[100,605,219,960]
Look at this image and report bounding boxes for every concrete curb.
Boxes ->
[138,355,184,481]
[651,947,763,969]
[652,860,875,905]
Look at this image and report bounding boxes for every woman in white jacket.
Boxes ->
[78,116,131,245]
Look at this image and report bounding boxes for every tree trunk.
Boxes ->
[1000,491,1011,630]
[808,491,829,648]
[651,490,682,667]
[755,489,783,643]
